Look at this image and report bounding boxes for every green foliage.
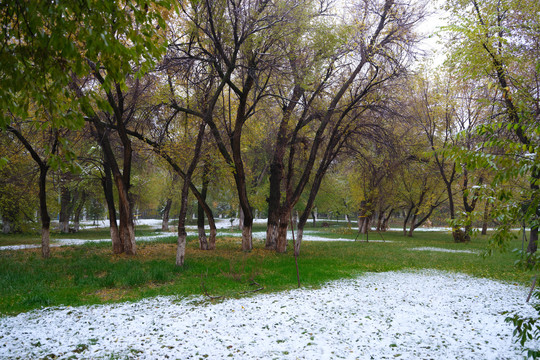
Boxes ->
[506,289,540,358]
[0,0,173,129]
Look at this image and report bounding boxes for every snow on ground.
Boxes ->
[1,270,537,359]
[0,234,173,251]
[410,247,480,254]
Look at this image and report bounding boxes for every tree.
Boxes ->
[0,137,37,234]
[166,0,309,251]
[444,0,540,252]
[4,123,66,258]
[279,0,427,254]
[1,0,173,255]
[408,70,489,241]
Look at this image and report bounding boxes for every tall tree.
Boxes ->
[445,0,540,252]
[268,0,427,253]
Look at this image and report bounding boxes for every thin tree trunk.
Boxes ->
[59,184,71,233]
[162,198,172,232]
[102,159,122,254]
[528,227,538,254]
[72,192,86,232]
[177,122,206,266]
[382,208,394,231]
[197,163,210,250]
[403,205,414,236]
[39,165,51,259]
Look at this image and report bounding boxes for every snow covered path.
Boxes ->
[1,270,537,359]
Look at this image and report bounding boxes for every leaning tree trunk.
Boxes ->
[403,205,414,237]
[162,198,172,232]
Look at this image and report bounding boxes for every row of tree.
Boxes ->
[1,0,539,264]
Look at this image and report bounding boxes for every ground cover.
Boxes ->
[1,270,538,359]
[0,222,534,315]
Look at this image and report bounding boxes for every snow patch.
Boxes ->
[410,247,480,254]
[0,270,537,359]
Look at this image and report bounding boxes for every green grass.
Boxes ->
[0,226,535,315]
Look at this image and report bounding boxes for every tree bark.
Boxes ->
[197,163,210,250]
[162,198,172,232]
[101,160,122,254]
[38,165,51,259]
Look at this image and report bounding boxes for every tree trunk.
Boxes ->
[312,208,317,227]
[407,211,418,237]
[376,210,385,231]
[239,207,244,230]
[403,205,414,236]
[197,165,210,250]
[382,208,394,231]
[101,160,122,254]
[276,207,291,253]
[38,165,51,259]
[177,122,206,266]
[294,225,304,257]
[528,226,538,254]
[58,184,71,233]
[115,178,136,255]
[162,198,172,232]
[72,192,86,232]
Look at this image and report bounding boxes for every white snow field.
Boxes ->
[1,270,538,359]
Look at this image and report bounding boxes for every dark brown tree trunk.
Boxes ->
[528,227,538,254]
[197,163,210,250]
[94,120,135,255]
[266,85,303,250]
[101,161,122,253]
[38,165,51,259]
[162,198,172,232]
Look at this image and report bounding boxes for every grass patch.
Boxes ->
[0,227,534,315]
